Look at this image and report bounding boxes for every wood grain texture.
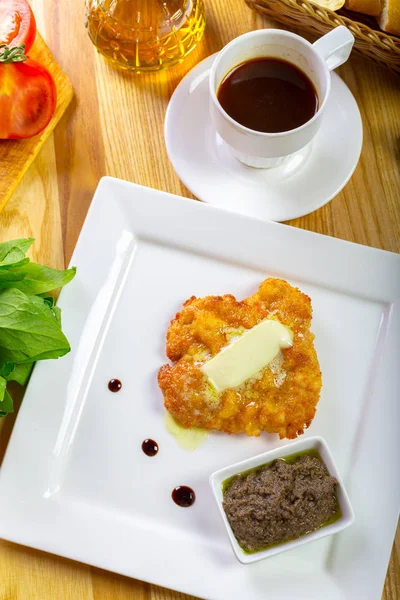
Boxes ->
[0,32,73,212]
[0,1,399,599]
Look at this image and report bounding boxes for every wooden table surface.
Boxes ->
[0,0,399,599]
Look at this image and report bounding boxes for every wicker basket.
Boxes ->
[246,0,400,74]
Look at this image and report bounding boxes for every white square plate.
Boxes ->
[0,178,399,600]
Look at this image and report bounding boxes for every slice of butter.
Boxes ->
[201,319,293,393]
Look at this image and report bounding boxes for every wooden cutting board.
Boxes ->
[0,32,73,213]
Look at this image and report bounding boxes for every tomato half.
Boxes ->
[0,0,36,53]
[0,57,56,139]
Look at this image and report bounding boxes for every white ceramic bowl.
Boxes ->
[209,436,354,564]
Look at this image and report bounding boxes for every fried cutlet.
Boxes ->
[158,278,322,439]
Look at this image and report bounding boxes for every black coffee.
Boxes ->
[217,57,318,134]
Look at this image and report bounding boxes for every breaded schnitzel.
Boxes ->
[158,279,322,439]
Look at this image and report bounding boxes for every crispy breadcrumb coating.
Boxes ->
[158,279,322,439]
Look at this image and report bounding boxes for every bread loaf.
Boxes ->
[345,0,381,16]
[379,0,400,35]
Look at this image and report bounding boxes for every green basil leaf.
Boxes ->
[40,295,55,308]
[0,263,76,295]
[0,361,15,377]
[52,306,62,328]
[0,270,26,282]
[0,376,6,402]
[0,389,14,416]
[5,362,34,386]
[0,238,34,269]
[0,289,71,363]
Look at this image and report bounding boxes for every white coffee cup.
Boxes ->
[209,27,354,168]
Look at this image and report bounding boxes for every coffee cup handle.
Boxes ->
[313,26,354,71]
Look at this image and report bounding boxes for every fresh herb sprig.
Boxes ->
[0,238,76,416]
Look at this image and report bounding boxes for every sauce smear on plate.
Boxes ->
[172,486,196,507]
[108,378,122,392]
[142,439,159,456]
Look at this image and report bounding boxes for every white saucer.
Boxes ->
[165,54,363,222]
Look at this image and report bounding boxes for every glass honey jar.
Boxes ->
[85,0,206,72]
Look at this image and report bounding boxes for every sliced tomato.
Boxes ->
[0,57,56,139]
[0,0,36,53]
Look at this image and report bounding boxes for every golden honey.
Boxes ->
[85,0,206,72]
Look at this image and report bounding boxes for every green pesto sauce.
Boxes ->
[222,448,342,554]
